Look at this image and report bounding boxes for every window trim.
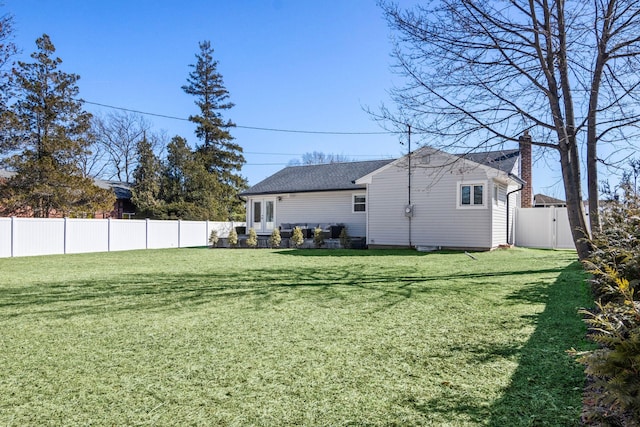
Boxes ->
[456,181,487,209]
[352,193,366,213]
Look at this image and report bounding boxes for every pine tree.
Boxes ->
[182,40,247,221]
[0,34,113,217]
[131,135,162,218]
[0,10,17,136]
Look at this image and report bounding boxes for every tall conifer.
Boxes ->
[182,41,247,220]
[0,34,113,217]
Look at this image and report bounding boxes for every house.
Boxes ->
[94,180,135,219]
[239,159,394,239]
[0,169,135,219]
[241,138,531,250]
[533,193,567,208]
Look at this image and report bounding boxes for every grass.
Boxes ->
[0,247,593,426]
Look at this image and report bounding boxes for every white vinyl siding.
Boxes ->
[491,181,508,247]
[261,190,368,237]
[366,151,494,249]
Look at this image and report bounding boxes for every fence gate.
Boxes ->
[514,207,578,250]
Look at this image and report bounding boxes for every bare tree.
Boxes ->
[380,0,640,260]
[75,130,107,178]
[288,151,353,166]
[92,111,159,182]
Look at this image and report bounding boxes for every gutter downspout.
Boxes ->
[407,124,412,249]
[506,173,526,245]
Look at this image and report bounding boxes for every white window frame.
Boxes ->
[352,193,366,213]
[457,181,487,209]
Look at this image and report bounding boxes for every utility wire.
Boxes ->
[244,151,393,158]
[82,100,395,136]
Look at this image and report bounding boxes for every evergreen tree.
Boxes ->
[182,40,247,221]
[159,135,221,220]
[0,10,17,136]
[0,34,113,217]
[131,135,163,218]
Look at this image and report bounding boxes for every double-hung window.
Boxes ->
[353,194,366,212]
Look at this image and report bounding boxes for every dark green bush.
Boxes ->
[580,180,640,421]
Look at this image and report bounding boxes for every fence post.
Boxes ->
[552,206,557,250]
[145,218,149,250]
[10,216,15,257]
[107,217,111,252]
[178,219,182,248]
[63,217,68,254]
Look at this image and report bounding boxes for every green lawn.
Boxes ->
[0,247,593,426]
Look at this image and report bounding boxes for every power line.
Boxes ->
[244,151,394,158]
[82,100,395,136]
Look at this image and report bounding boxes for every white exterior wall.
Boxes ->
[366,152,499,249]
[490,155,522,248]
[491,181,507,248]
[254,190,368,237]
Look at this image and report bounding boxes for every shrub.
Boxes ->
[339,226,351,249]
[227,227,238,248]
[579,177,640,422]
[313,227,324,248]
[578,267,640,420]
[291,226,304,248]
[268,228,281,249]
[208,230,219,248]
[246,228,258,248]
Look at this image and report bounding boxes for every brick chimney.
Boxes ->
[519,131,533,208]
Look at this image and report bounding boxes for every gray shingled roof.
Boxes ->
[241,149,521,197]
[94,179,132,200]
[460,149,520,173]
[534,193,566,205]
[1,169,132,200]
[240,159,395,196]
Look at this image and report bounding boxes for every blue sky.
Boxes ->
[4,0,566,195]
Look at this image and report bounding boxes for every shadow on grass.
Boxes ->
[402,261,594,426]
[0,265,568,319]
[273,248,434,257]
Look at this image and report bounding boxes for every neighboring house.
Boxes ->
[533,193,567,208]
[94,180,135,219]
[241,141,531,250]
[0,169,135,219]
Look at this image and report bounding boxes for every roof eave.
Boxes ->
[240,186,367,197]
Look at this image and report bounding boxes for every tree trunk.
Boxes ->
[587,141,600,233]
[559,142,591,260]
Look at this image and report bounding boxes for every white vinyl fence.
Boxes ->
[0,217,244,258]
[514,207,586,250]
